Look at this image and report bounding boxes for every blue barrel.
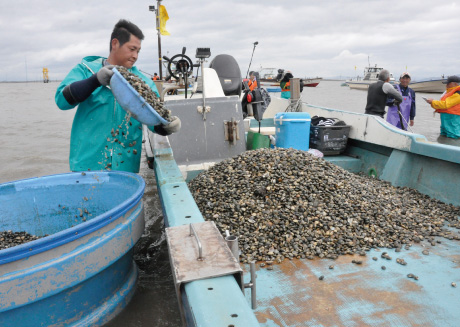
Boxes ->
[0,171,145,326]
[274,112,311,150]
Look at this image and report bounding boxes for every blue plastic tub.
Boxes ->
[110,67,169,126]
[274,112,311,150]
[0,171,145,326]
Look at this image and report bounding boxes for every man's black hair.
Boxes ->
[110,19,144,51]
[281,72,294,83]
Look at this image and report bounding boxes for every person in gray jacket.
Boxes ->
[364,69,403,118]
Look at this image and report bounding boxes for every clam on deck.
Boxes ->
[247,243,460,326]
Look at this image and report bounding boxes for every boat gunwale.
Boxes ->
[151,134,261,326]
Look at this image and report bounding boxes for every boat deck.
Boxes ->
[151,105,460,326]
[246,241,460,327]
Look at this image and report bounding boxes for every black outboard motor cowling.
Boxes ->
[209,54,242,96]
[251,89,264,122]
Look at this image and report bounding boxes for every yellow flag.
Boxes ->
[159,5,170,36]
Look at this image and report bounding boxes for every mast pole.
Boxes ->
[246,41,258,79]
[156,0,163,79]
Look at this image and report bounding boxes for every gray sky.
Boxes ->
[1,0,459,82]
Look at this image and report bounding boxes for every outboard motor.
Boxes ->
[209,54,242,96]
[251,89,264,122]
[241,83,266,122]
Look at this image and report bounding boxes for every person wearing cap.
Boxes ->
[386,72,416,130]
[365,69,403,118]
[426,75,460,139]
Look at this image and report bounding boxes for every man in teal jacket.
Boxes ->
[55,19,180,173]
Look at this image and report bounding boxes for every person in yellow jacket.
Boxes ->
[426,75,460,139]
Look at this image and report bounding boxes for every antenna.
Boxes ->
[246,41,259,79]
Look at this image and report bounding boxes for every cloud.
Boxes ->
[0,0,459,81]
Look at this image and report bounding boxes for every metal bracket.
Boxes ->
[197,105,211,120]
[189,223,203,260]
[223,117,240,144]
[244,261,257,309]
[197,106,211,114]
[166,221,244,324]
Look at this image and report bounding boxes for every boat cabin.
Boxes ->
[363,64,395,81]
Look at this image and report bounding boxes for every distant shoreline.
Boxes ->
[0,80,61,84]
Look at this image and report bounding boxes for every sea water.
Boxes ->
[0,80,456,326]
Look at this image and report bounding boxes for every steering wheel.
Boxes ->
[164,47,194,80]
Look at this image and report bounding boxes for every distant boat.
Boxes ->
[257,67,281,85]
[346,64,395,90]
[408,78,447,93]
[256,67,322,88]
[302,77,322,87]
[348,66,448,93]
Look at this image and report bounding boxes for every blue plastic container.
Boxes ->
[0,171,145,326]
[110,67,169,126]
[274,112,311,150]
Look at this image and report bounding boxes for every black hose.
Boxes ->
[397,103,406,131]
[185,74,188,99]
[189,64,201,99]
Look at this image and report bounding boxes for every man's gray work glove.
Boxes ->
[154,116,181,136]
[96,65,115,86]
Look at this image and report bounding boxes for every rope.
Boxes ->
[399,113,414,133]
[285,98,303,112]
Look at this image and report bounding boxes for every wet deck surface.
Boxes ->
[245,239,460,327]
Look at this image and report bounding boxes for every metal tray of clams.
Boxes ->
[110,67,170,126]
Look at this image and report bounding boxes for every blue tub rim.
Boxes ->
[0,171,145,265]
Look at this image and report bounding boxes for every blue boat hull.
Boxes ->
[0,171,145,326]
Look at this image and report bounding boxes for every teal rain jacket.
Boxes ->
[55,56,160,173]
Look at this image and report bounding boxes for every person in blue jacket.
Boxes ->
[55,19,180,173]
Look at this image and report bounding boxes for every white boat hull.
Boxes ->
[409,79,446,93]
[348,79,447,93]
[302,77,322,87]
[346,81,372,90]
